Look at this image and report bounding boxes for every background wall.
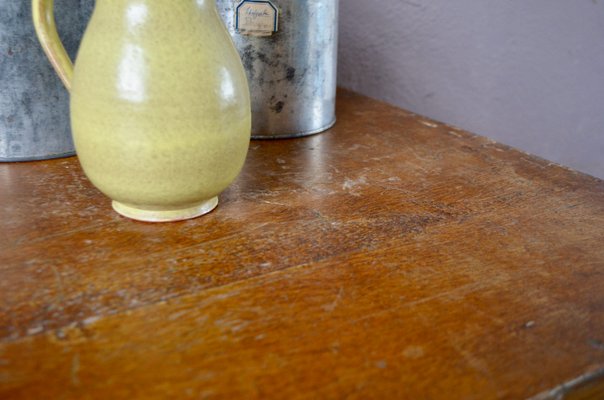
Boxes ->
[338,0,604,178]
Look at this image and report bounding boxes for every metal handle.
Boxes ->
[32,0,74,91]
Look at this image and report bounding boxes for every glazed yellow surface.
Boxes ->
[34,0,251,220]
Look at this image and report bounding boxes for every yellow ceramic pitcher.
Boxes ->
[32,0,251,222]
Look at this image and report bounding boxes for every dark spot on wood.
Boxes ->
[589,338,604,350]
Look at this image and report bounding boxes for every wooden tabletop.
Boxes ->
[1,89,603,399]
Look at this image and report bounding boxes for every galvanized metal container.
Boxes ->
[0,0,92,162]
[216,0,339,139]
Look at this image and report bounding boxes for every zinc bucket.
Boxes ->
[216,0,339,139]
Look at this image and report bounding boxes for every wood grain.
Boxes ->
[1,89,603,399]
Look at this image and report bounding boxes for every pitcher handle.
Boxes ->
[32,0,74,91]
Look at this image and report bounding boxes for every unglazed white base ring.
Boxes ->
[112,197,219,223]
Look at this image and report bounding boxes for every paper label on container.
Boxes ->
[235,0,279,36]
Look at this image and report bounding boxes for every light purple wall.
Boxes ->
[338,0,604,178]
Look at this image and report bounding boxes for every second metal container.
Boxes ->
[0,0,92,162]
[217,0,339,139]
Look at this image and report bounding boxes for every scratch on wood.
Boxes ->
[402,346,425,359]
[450,340,493,379]
[523,321,536,329]
[343,176,367,190]
[9,221,116,252]
[82,316,101,326]
[26,326,43,336]
[521,157,547,170]
[347,281,490,326]
[419,120,439,128]
[71,353,80,386]
[323,287,344,313]
[343,176,368,196]
[347,144,370,151]
[408,148,432,166]
[260,199,289,207]
[50,265,65,304]
[529,367,604,400]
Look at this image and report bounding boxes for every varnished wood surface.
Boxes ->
[1,89,603,399]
